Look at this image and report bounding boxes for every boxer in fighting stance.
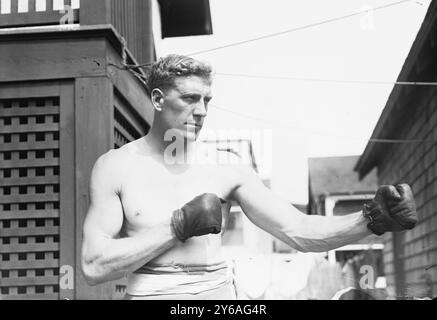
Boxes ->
[81,55,417,299]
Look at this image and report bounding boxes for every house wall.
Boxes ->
[353,1,437,299]
[377,87,437,298]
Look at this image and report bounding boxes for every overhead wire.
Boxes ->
[215,72,437,87]
[184,0,414,56]
[210,104,437,144]
[107,0,435,143]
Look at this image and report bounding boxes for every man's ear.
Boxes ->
[151,88,164,112]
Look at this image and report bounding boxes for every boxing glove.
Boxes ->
[171,193,223,242]
[363,184,417,236]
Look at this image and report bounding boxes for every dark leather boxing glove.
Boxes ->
[363,184,417,236]
[171,193,223,242]
[386,184,417,229]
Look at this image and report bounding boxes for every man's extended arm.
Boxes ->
[230,165,415,253]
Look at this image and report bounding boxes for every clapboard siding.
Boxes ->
[377,89,437,298]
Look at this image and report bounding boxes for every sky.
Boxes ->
[153,0,431,204]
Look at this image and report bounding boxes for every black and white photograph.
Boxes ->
[0,0,436,302]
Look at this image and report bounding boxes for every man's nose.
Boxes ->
[193,100,207,117]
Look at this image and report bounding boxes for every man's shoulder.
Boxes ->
[197,142,256,182]
[92,146,133,177]
[96,148,124,164]
[198,141,242,163]
[96,138,144,164]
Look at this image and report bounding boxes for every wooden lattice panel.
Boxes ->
[113,94,147,149]
[0,97,61,300]
[113,107,132,149]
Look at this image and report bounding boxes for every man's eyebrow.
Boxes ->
[180,92,201,96]
[176,89,212,99]
[180,92,212,99]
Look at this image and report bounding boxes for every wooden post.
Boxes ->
[324,197,337,264]
[59,80,76,300]
[141,0,155,63]
[74,76,114,299]
[392,232,406,299]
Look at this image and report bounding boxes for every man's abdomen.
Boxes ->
[149,233,225,265]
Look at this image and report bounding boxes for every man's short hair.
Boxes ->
[146,54,213,92]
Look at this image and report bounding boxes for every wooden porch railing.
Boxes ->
[0,0,154,64]
[0,0,80,28]
[110,0,155,65]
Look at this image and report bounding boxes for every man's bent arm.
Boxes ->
[82,216,177,286]
[81,151,178,285]
[231,166,371,252]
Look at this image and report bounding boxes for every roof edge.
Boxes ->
[355,1,437,179]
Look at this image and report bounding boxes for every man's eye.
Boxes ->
[184,96,198,102]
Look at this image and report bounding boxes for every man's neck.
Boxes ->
[144,126,198,164]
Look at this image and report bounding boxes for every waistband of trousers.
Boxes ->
[134,260,229,275]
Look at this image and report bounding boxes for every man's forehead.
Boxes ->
[172,76,212,95]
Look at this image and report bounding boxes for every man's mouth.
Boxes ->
[185,122,201,128]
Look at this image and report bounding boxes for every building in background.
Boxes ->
[309,156,385,290]
[355,1,437,299]
[0,0,212,300]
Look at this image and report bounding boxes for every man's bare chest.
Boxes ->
[118,157,234,229]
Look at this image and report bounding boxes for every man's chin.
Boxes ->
[172,127,200,142]
[185,126,202,141]
[185,132,199,142]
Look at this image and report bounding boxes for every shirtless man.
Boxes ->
[80,54,418,300]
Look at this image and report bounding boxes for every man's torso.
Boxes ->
[110,138,240,266]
